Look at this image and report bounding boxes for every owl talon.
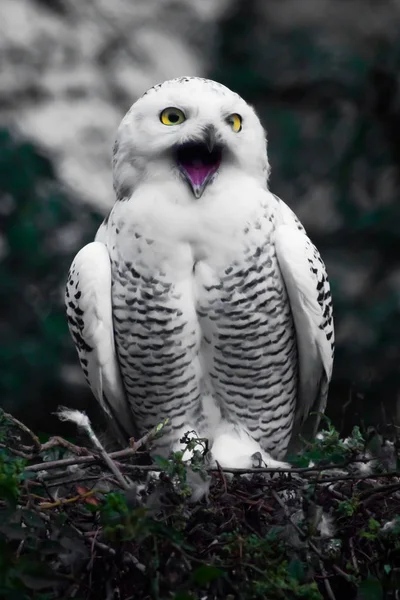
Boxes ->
[251,451,263,468]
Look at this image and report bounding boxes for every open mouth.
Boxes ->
[176,142,222,198]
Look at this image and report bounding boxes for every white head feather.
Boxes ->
[112,77,270,203]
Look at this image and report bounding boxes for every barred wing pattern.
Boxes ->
[65,241,136,445]
[274,199,334,435]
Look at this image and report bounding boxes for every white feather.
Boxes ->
[211,423,290,470]
[274,199,334,428]
[57,407,90,429]
[65,241,136,444]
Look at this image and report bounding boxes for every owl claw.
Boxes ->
[251,451,263,468]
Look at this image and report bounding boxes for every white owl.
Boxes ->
[65,77,334,472]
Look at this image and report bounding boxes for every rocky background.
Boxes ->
[1,0,400,436]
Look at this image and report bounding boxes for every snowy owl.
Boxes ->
[65,77,334,472]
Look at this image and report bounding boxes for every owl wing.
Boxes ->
[274,198,334,436]
[65,240,135,445]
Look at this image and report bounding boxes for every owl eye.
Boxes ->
[160,107,186,126]
[226,113,242,132]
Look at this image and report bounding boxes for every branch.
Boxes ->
[0,410,41,452]
[271,490,352,582]
[0,410,88,458]
[56,408,131,491]
[28,420,166,474]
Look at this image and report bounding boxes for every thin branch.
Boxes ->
[349,537,359,575]
[271,490,352,582]
[360,482,400,507]
[319,559,337,600]
[0,410,41,452]
[0,443,34,459]
[41,436,88,456]
[28,421,166,474]
[39,489,97,509]
[56,408,131,491]
[216,461,228,494]
[28,453,389,478]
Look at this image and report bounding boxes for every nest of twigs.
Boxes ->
[1,407,400,600]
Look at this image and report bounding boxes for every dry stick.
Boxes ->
[72,522,116,556]
[57,409,131,491]
[271,490,352,582]
[319,559,337,600]
[359,482,400,501]
[1,410,88,459]
[215,461,228,494]
[307,473,400,485]
[41,436,88,455]
[0,441,86,461]
[349,537,359,575]
[28,452,391,476]
[1,410,41,452]
[84,429,130,491]
[43,474,118,489]
[28,480,118,564]
[33,505,117,557]
[39,490,97,509]
[0,443,34,459]
[28,421,166,473]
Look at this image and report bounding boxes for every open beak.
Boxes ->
[176,125,222,198]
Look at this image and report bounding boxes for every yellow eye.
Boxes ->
[227,113,242,132]
[160,107,186,126]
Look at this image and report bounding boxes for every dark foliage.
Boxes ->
[0,129,102,432]
[1,409,400,599]
[211,0,400,426]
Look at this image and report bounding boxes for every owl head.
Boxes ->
[113,77,270,201]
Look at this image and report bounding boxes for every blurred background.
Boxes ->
[1,0,400,438]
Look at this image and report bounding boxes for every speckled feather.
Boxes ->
[65,77,334,470]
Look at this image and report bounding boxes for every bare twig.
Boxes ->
[57,408,131,491]
[271,490,352,582]
[0,411,88,460]
[39,489,97,509]
[28,453,391,478]
[349,537,359,574]
[0,443,35,459]
[0,410,41,452]
[359,482,400,501]
[28,421,167,474]
[319,559,337,600]
[41,436,88,456]
[44,474,117,489]
[216,461,228,494]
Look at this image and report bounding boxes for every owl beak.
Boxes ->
[176,126,222,199]
[204,125,217,153]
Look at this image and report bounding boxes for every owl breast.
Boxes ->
[194,238,297,459]
[110,216,297,459]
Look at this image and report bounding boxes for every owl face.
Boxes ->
[113,77,270,200]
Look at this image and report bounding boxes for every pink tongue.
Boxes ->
[184,164,215,186]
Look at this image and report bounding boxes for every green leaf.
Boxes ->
[155,418,169,433]
[21,509,46,530]
[192,564,224,585]
[59,535,88,557]
[20,471,36,481]
[288,558,305,582]
[0,524,28,540]
[153,455,170,470]
[383,564,392,575]
[18,572,63,591]
[357,576,383,600]
[38,540,63,556]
